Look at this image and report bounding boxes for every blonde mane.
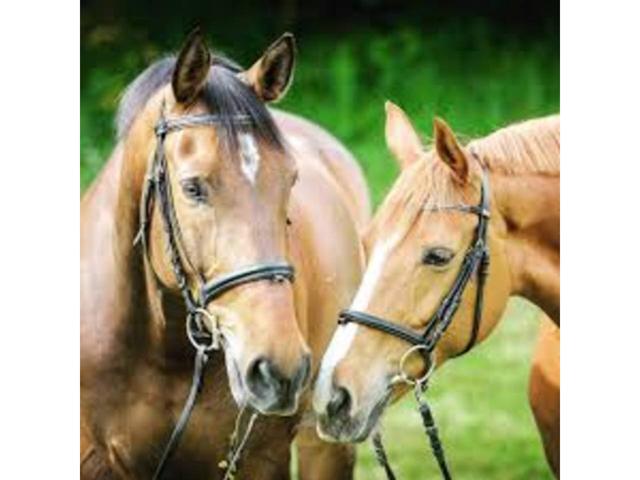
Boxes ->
[470,115,560,176]
[375,114,560,233]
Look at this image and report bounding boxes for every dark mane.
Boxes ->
[115,54,284,151]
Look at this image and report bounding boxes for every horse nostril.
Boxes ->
[246,355,311,411]
[327,386,351,419]
[247,357,280,398]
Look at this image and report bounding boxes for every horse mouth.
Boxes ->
[248,393,300,417]
[245,367,306,417]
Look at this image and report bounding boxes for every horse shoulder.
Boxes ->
[272,109,371,228]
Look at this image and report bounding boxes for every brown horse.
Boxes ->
[314,102,559,476]
[81,30,369,479]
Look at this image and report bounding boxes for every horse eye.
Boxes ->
[422,247,454,267]
[181,178,206,202]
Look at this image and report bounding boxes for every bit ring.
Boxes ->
[186,308,221,351]
[398,344,435,386]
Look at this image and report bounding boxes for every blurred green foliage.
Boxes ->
[81,9,558,478]
[81,17,558,203]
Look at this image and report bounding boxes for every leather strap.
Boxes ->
[372,432,397,480]
[416,389,452,480]
[155,113,253,137]
[152,347,210,480]
[201,263,294,305]
[338,310,425,346]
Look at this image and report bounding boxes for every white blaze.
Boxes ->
[238,133,260,185]
[317,234,401,379]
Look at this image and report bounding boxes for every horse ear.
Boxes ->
[243,33,296,103]
[385,101,423,170]
[433,117,468,182]
[172,28,211,104]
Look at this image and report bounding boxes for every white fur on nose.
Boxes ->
[238,133,260,185]
[314,234,400,407]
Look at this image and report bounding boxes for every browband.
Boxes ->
[154,113,254,137]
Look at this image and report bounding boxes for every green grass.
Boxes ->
[353,299,551,480]
[81,20,558,479]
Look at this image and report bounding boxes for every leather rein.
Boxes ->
[338,164,491,480]
[135,104,295,479]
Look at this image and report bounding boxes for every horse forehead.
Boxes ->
[364,210,413,250]
[169,129,219,171]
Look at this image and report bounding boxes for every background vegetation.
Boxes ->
[81,1,558,477]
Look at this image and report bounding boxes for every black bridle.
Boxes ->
[338,166,491,480]
[338,169,490,357]
[136,104,295,479]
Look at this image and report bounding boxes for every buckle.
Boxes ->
[154,120,169,138]
[272,273,286,283]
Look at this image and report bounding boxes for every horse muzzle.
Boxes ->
[315,382,389,443]
[244,354,312,415]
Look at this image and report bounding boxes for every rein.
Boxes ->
[135,104,296,479]
[338,165,491,480]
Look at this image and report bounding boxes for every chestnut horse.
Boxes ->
[530,316,560,475]
[314,102,559,477]
[81,31,369,479]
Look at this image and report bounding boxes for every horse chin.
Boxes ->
[247,393,300,417]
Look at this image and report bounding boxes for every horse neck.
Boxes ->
[491,170,560,323]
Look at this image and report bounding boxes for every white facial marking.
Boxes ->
[238,133,260,185]
[315,234,401,404]
[351,234,402,311]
